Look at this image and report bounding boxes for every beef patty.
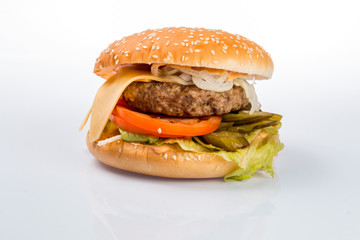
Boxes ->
[123,82,251,117]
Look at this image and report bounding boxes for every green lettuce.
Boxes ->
[119,129,159,144]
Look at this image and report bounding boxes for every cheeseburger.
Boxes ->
[80,27,284,181]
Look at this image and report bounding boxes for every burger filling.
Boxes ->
[93,64,283,181]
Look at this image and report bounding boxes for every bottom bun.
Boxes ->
[87,132,238,178]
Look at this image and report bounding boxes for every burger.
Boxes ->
[80,27,284,181]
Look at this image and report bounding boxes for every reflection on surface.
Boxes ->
[83,159,281,240]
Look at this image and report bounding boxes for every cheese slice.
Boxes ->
[82,66,167,143]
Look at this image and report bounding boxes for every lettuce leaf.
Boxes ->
[119,129,159,144]
[222,131,284,181]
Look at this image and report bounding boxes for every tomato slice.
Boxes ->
[110,105,221,138]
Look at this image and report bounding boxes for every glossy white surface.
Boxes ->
[1,0,360,239]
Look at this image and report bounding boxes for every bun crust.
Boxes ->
[94,27,273,80]
[87,132,238,178]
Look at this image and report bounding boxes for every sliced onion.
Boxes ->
[234,79,261,114]
[169,65,202,77]
[160,75,193,85]
[192,76,233,92]
[151,63,165,77]
[179,73,192,81]
[161,65,179,75]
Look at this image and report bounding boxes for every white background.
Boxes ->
[1,0,360,239]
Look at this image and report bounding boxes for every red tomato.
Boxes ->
[110,105,221,138]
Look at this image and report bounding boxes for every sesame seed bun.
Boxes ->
[94,27,274,80]
[87,132,238,179]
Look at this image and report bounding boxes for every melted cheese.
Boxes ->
[81,66,167,143]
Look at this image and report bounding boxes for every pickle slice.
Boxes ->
[216,121,235,131]
[202,131,249,151]
[229,120,278,133]
[222,110,282,124]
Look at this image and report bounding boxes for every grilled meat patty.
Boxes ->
[123,82,251,117]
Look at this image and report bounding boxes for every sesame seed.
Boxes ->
[135,47,140,50]
[185,56,188,61]
[152,55,158,58]
[185,156,190,161]
[168,52,172,56]
[213,60,218,64]
[233,44,237,47]
[157,127,162,133]
[222,49,227,54]
[198,155,201,160]
[182,55,185,61]
[194,49,201,53]
[223,44,228,49]
[205,37,210,40]
[164,36,169,39]
[185,43,189,47]
[114,55,118,59]
[151,45,155,50]
[199,33,204,36]
[143,45,148,49]
[201,60,205,65]
[156,45,160,50]
[115,60,119,64]
[211,50,215,55]
[236,50,239,55]
[174,43,179,46]
[156,37,160,40]
[181,42,185,46]
[172,155,177,160]
[189,48,193,53]
[184,39,189,42]
[164,153,168,159]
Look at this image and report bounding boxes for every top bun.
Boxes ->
[94,27,273,80]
